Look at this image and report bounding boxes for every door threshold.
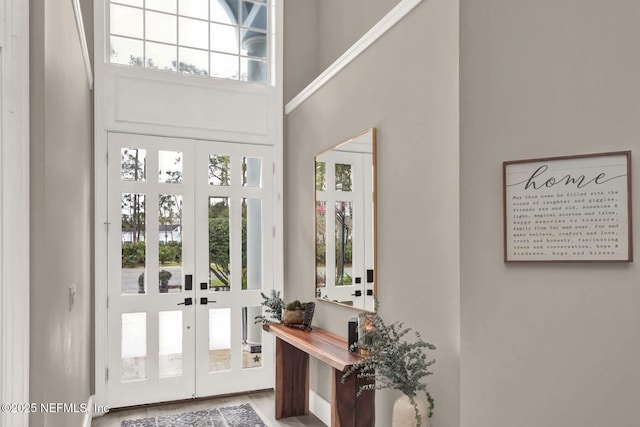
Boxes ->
[107,388,274,413]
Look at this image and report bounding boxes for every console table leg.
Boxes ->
[332,368,375,427]
[275,338,309,419]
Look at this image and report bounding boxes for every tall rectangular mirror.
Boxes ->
[315,128,376,311]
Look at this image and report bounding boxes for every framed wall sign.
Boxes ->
[503,151,632,262]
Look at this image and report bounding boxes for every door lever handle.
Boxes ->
[177,298,193,306]
[200,298,217,305]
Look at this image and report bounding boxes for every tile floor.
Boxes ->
[91,390,326,427]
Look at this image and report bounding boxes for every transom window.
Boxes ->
[109,0,269,84]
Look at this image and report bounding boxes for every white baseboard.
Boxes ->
[309,389,331,426]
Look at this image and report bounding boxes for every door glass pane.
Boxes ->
[315,161,326,191]
[159,150,183,183]
[242,306,262,369]
[110,4,143,39]
[146,41,177,71]
[209,308,231,372]
[315,201,326,290]
[179,0,208,19]
[242,157,261,187]
[110,36,144,66]
[335,163,353,192]
[208,155,230,186]
[242,198,261,291]
[159,311,183,377]
[122,193,147,294]
[159,194,183,293]
[335,201,353,287]
[146,10,177,44]
[179,47,209,75]
[121,148,147,181]
[209,197,231,291]
[121,312,147,381]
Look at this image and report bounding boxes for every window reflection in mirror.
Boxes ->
[335,201,353,287]
[314,128,376,311]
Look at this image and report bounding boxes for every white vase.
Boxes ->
[392,394,430,427]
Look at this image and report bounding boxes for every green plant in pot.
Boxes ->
[254,290,285,324]
[254,291,314,328]
[342,305,436,426]
[283,300,306,325]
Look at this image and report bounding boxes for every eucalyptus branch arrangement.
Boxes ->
[342,305,436,426]
[254,290,285,324]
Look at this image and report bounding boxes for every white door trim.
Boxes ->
[93,0,284,407]
[0,0,30,425]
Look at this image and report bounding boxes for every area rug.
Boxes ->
[121,403,268,427]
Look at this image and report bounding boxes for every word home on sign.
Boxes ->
[503,151,631,262]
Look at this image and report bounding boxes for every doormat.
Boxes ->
[120,403,268,427]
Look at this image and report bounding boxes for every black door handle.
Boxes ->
[177,298,193,306]
[200,298,217,305]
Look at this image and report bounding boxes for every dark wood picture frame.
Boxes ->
[503,151,632,263]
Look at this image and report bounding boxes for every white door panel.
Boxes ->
[194,143,274,396]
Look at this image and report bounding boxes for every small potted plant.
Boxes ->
[282,300,306,325]
[254,290,285,324]
[254,292,315,329]
[343,305,436,426]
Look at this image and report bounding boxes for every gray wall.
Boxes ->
[30,0,93,425]
[284,0,400,103]
[283,0,317,103]
[461,1,640,426]
[315,0,400,73]
[284,0,460,425]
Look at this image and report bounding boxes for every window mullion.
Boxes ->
[142,0,147,67]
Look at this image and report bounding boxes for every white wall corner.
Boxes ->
[0,0,30,426]
[284,0,424,115]
[71,0,94,90]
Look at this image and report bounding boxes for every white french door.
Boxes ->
[106,132,274,407]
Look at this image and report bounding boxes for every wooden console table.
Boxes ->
[264,323,375,427]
